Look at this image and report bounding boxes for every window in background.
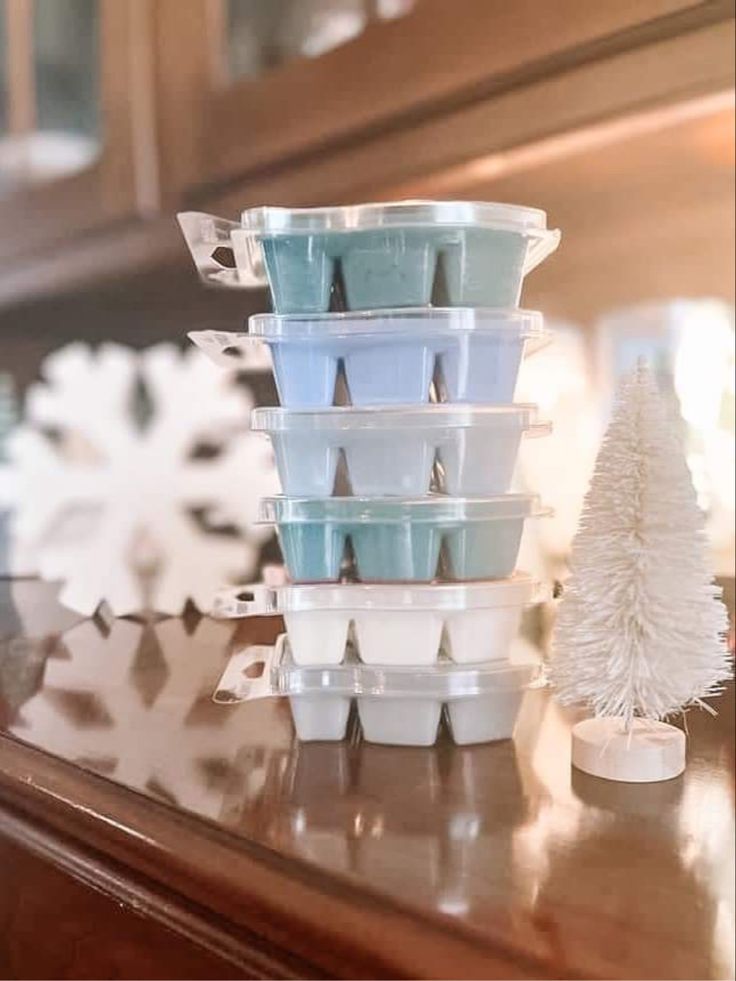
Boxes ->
[227,0,415,79]
[596,299,736,575]
[0,0,99,194]
[515,322,601,580]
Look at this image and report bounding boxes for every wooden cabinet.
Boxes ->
[0,0,733,304]
[151,0,726,191]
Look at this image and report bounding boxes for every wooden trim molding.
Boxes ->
[0,11,732,308]
[156,0,733,185]
[0,804,312,980]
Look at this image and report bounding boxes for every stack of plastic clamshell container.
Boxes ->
[179,201,560,747]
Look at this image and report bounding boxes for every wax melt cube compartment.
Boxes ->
[444,689,526,744]
[258,495,549,583]
[289,695,352,741]
[239,202,560,313]
[212,577,540,666]
[213,634,540,746]
[252,404,549,498]
[190,308,546,408]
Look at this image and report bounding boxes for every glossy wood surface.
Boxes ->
[0,579,734,979]
[0,830,247,980]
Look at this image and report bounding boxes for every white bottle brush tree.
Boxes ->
[552,361,731,781]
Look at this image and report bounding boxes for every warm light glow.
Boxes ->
[597,300,735,574]
[391,91,735,197]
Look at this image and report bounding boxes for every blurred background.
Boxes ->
[0,0,733,614]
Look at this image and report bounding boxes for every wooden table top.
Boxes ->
[0,578,733,979]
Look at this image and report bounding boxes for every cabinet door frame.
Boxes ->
[153,0,729,191]
[0,0,158,265]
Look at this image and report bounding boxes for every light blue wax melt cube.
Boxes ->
[343,340,435,406]
[271,343,339,408]
[438,334,524,403]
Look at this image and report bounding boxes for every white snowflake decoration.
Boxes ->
[12,615,284,817]
[7,342,280,616]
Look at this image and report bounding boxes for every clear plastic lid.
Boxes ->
[212,575,542,618]
[248,306,545,341]
[179,205,561,289]
[259,493,548,525]
[252,404,549,435]
[213,633,542,703]
[241,200,552,235]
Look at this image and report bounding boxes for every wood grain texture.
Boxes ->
[157,0,728,183]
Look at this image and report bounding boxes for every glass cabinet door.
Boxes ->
[0,0,150,262]
[0,0,100,194]
[225,0,415,79]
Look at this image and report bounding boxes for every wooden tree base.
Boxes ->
[571,717,686,783]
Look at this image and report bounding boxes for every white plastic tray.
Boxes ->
[214,634,541,746]
[212,577,542,665]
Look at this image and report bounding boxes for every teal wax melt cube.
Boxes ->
[340,230,436,310]
[444,520,524,580]
[277,522,346,581]
[350,523,442,581]
[262,236,334,314]
[439,229,529,307]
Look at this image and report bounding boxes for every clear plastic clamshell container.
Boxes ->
[190,306,546,408]
[178,201,561,313]
[259,494,549,582]
[213,634,541,745]
[212,576,542,666]
[251,404,550,497]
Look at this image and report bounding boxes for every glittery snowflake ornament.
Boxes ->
[7,343,280,617]
[551,361,731,782]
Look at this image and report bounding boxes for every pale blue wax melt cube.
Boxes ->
[343,340,435,406]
